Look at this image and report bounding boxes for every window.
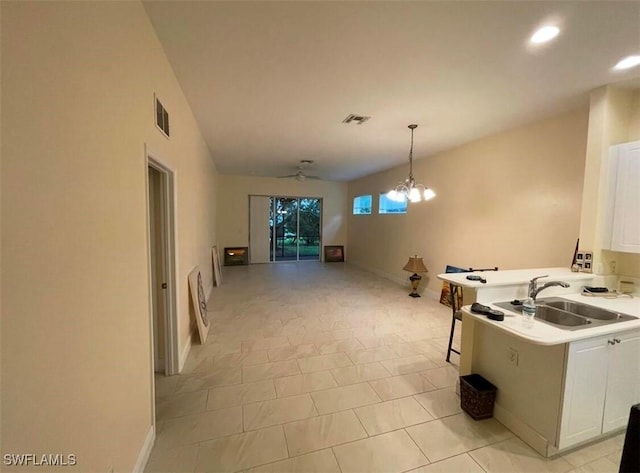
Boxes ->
[353,195,372,215]
[379,193,407,214]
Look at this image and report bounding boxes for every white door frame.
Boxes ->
[145,145,180,377]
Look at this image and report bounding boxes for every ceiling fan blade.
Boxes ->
[277,168,322,180]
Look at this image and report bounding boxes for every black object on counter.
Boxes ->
[584,286,609,293]
[470,303,504,321]
[470,302,490,314]
[620,404,639,473]
[466,275,487,283]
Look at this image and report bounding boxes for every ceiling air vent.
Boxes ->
[342,114,371,125]
[155,94,170,138]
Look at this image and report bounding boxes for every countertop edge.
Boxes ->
[461,305,640,346]
[438,267,594,288]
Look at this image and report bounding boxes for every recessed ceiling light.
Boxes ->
[530,26,560,44]
[613,55,640,71]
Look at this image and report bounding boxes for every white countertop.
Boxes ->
[462,293,640,345]
[438,267,593,288]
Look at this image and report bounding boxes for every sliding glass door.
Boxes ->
[298,198,321,260]
[269,197,321,262]
[249,195,322,263]
[272,197,298,261]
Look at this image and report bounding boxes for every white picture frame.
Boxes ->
[212,246,222,287]
[188,266,209,343]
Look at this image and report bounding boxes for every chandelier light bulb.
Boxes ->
[423,188,436,200]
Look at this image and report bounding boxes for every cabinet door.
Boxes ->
[559,336,608,449]
[603,330,640,433]
[611,141,640,253]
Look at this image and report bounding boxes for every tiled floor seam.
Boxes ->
[435,430,516,465]
[466,450,490,472]
[326,367,340,387]
[330,447,344,473]
[351,406,372,437]
[308,396,383,416]
[279,418,370,456]
[307,388,323,422]
[405,425,434,464]
[280,423,292,459]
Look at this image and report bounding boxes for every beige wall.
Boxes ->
[580,86,640,278]
[217,175,348,257]
[617,89,640,277]
[629,90,640,141]
[1,2,217,472]
[348,110,588,293]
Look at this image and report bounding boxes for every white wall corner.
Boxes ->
[423,287,442,301]
[349,260,407,287]
[132,425,155,473]
[179,332,193,373]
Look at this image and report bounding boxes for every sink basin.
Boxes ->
[492,297,637,331]
[542,300,623,321]
[535,306,592,327]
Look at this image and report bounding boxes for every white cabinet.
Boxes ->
[558,336,609,448]
[559,329,640,449]
[604,141,640,253]
[602,330,640,433]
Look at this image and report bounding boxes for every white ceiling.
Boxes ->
[143,1,640,181]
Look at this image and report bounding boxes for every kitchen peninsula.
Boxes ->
[438,268,640,457]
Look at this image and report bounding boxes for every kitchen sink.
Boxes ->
[493,297,637,330]
[535,306,592,327]
[543,300,623,320]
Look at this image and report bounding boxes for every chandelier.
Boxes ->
[386,124,436,203]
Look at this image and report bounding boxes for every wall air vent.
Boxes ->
[342,114,371,125]
[155,94,170,138]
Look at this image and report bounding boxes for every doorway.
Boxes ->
[146,156,179,376]
[271,197,321,261]
[249,196,322,262]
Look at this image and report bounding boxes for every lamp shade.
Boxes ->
[403,256,428,273]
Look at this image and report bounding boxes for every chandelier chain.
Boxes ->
[386,123,435,203]
[408,126,414,181]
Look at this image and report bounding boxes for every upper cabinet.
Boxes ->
[603,141,640,254]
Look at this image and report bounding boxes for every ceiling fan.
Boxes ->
[278,160,321,181]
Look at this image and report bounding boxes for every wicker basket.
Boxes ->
[460,374,497,420]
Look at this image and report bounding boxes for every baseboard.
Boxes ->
[133,424,155,473]
[179,333,192,373]
[493,403,550,457]
[349,260,443,300]
[349,260,407,287]
[422,287,441,300]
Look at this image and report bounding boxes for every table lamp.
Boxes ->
[403,255,428,297]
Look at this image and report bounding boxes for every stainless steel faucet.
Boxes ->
[528,275,570,301]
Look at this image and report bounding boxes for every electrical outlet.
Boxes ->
[611,261,617,274]
[508,347,519,366]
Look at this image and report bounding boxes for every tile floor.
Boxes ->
[146,262,625,473]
